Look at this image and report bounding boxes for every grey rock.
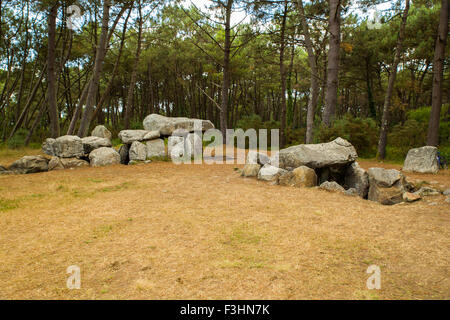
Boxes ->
[168,136,185,159]
[143,114,214,136]
[142,130,160,141]
[241,164,261,177]
[8,156,49,174]
[246,150,270,166]
[81,136,112,154]
[42,138,57,156]
[48,156,65,171]
[257,164,287,183]
[52,135,84,158]
[91,125,112,140]
[320,181,345,193]
[279,166,317,188]
[403,146,439,174]
[345,162,369,198]
[118,144,130,165]
[185,133,203,158]
[129,141,147,161]
[89,147,120,167]
[278,137,358,169]
[367,167,403,187]
[414,186,440,197]
[443,189,450,196]
[118,130,149,144]
[367,168,405,205]
[345,188,359,196]
[146,139,166,158]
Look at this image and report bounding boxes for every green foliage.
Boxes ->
[7,129,28,149]
[316,117,379,158]
[389,105,450,159]
[235,114,280,149]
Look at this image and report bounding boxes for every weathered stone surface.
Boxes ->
[129,160,152,165]
[345,162,369,198]
[129,141,147,161]
[143,114,214,136]
[241,164,261,177]
[403,192,421,202]
[185,133,203,157]
[414,186,440,197]
[403,146,439,174]
[118,130,149,144]
[52,135,84,158]
[367,167,402,187]
[142,130,160,141]
[8,156,49,174]
[118,144,130,165]
[168,136,185,159]
[246,151,270,166]
[89,147,120,167]
[279,166,317,188]
[146,139,166,158]
[257,164,287,183]
[91,125,112,140]
[81,136,112,154]
[278,137,358,169]
[48,156,65,171]
[42,138,56,156]
[0,165,14,175]
[368,168,405,205]
[443,189,450,196]
[345,188,359,196]
[320,181,345,193]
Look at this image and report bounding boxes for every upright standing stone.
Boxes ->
[91,125,112,140]
[129,141,147,161]
[89,147,121,167]
[402,146,439,174]
[146,139,166,158]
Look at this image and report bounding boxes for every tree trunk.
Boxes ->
[279,0,288,148]
[298,0,319,143]
[124,0,143,129]
[377,0,410,159]
[220,0,233,143]
[77,0,111,137]
[426,0,448,146]
[322,0,341,127]
[47,3,60,138]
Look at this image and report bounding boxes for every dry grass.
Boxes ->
[0,151,448,300]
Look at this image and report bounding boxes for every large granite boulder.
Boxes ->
[8,156,49,174]
[48,157,89,171]
[81,136,112,154]
[257,164,287,183]
[129,141,147,161]
[402,146,439,174]
[52,135,84,158]
[279,166,317,188]
[367,167,405,205]
[43,135,84,158]
[185,133,203,157]
[241,164,261,177]
[277,137,358,169]
[168,136,185,159]
[42,138,56,156]
[246,151,270,166]
[143,114,214,136]
[344,162,369,198]
[89,147,120,167]
[118,130,149,144]
[91,125,112,140]
[146,139,166,158]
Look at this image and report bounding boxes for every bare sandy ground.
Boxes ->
[0,157,448,299]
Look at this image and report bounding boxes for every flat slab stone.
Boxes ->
[277,137,358,169]
[143,114,214,136]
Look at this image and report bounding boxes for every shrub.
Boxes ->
[316,116,379,158]
[7,129,28,149]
